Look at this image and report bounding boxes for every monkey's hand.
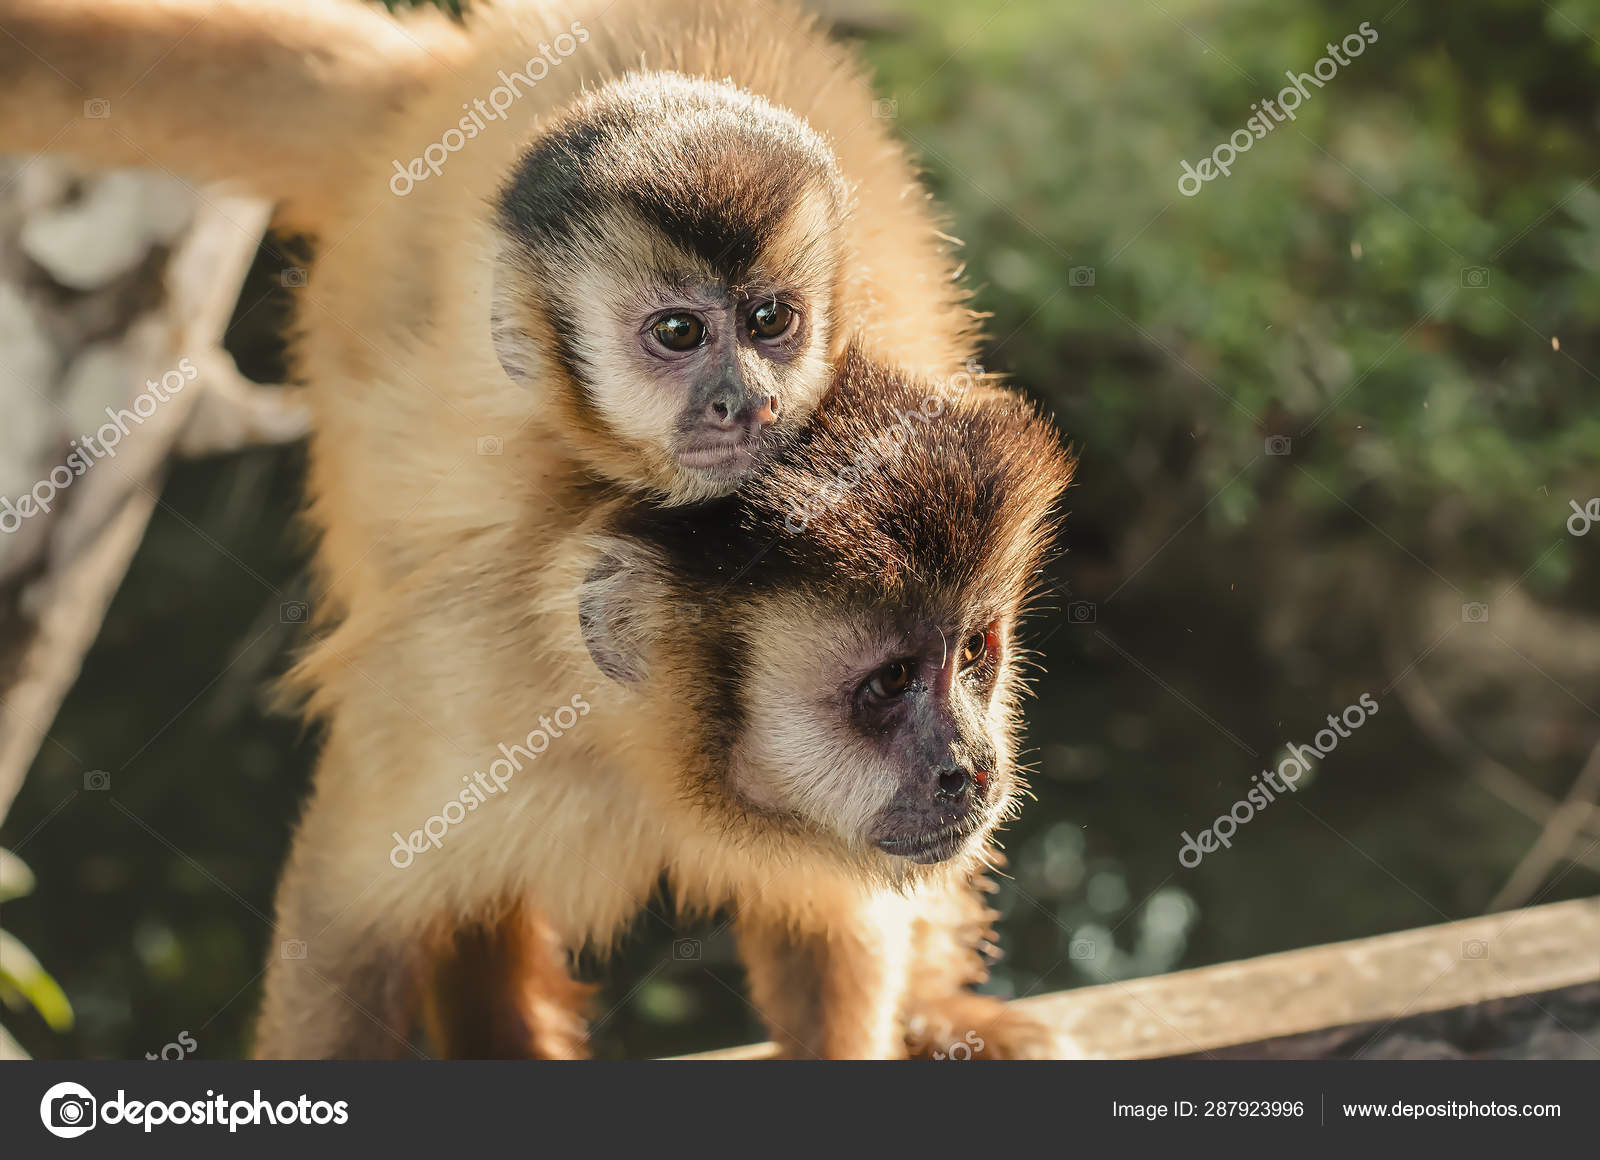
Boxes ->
[904,993,1068,1060]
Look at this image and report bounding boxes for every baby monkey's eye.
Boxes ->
[652,312,706,352]
[748,300,795,341]
[866,659,913,699]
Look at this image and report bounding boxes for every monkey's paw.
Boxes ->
[905,994,1070,1060]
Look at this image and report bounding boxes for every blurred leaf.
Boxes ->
[0,849,35,903]
[0,930,74,1032]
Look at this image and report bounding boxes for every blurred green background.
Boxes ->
[5,0,1600,1059]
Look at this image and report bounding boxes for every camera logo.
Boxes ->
[1265,435,1293,456]
[40,1081,97,1138]
[280,267,308,288]
[1068,265,1096,287]
[1067,601,1097,625]
[476,435,504,456]
[83,770,111,791]
[1461,938,1489,960]
[280,601,308,624]
[1462,602,1490,624]
[871,98,898,120]
[83,99,111,119]
[1460,266,1490,289]
[672,937,702,961]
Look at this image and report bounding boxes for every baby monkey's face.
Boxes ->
[494,197,842,502]
[583,242,836,492]
[491,72,849,503]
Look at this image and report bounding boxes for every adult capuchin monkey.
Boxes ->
[259,347,1075,1060]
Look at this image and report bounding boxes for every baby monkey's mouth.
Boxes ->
[675,437,762,474]
[674,426,785,478]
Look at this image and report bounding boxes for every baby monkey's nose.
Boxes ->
[705,395,778,430]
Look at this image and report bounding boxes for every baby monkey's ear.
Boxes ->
[578,537,669,684]
[490,247,543,387]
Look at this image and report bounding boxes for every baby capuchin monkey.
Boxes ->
[491,72,850,502]
[256,348,1074,1060]
[0,0,977,508]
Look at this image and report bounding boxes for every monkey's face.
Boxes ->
[730,599,1019,866]
[492,73,849,503]
[547,203,839,494]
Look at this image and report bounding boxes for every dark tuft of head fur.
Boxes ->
[498,72,846,282]
[612,346,1074,616]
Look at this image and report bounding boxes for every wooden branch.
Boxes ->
[1384,623,1600,863]
[0,161,277,828]
[676,896,1600,1059]
[175,350,309,458]
[1490,741,1600,912]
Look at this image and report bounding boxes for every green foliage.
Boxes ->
[869,0,1600,579]
[0,850,73,1035]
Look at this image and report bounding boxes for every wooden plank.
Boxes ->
[674,897,1600,1059]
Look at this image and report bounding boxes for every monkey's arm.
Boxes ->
[421,907,592,1060]
[738,875,1063,1060]
[735,897,916,1059]
[254,891,426,1059]
[254,787,429,1059]
[0,0,465,227]
[901,873,1066,1060]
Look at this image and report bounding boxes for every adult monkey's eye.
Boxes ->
[652,312,706,351]
[867,659,913,699]
[961,622,1001,670]
[748,300,795,341]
